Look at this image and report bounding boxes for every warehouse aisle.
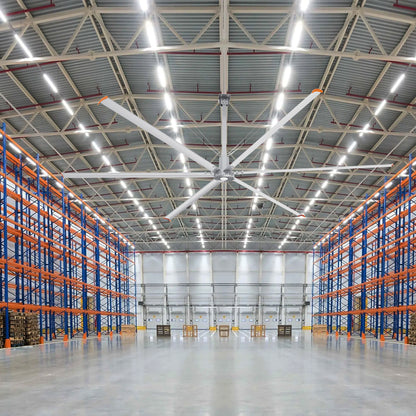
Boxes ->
[0,331,415,416]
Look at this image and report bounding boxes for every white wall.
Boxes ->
[136,251,313,329]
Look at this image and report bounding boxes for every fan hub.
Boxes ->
[213,167,234,182]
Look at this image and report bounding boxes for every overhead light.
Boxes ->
[275,92,285,110]
[290,20,303,49]
[157,65,167,88]
[152,224,157,230]
[9,143,21,154]
[281,65,291,88]
[26,157,36,166]
[291,224,296,230]
[247,223,252,229]
[257,177,263,186]
[139,205,144,212]
[385,181,392,188]
[92,141,101,153]
[102,155,110,165]
[321,180,328,189]
[127,190,133,198]
[0,9,8,23]
[120,180,127,189]
[359,123,369,137]
[338,155,347,165]
[148,219,153,225]
[192,203,197,210]
[145,20,158,48]
[295,219,300,225]
[266,138,273,151]
[61,100,74,116]
[185,178,191,186]
[300,0,310,12]
[43,73,58,93]
[14,34,33,59]
[144,212,149,218]
[347,141,357,153]
[374,99,386,116]
[164,93,173,110]
[330,169,337,177]
[179,153,185,164]
[248,218,253,224]
[219,176,227,182]
[390,73,405,93]
[196,218,200,223]
[197,223,201,229]
[263,153,269,164]
[309,198,315,206]
[176,137,182,143]
[188,188,193,196]
[304,206,310,213]
[271,117,278,126]
[78,123,89,137]
[183,165,188,173]
[315,190,321,197]
[139,0,149,12]
[171,117,178,132]
[133,199,139,206]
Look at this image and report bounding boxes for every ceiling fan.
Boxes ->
[63,89,392,221]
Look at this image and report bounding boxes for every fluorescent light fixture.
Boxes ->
[390,73,405,93]
[120,180,127,189]
[247,223,252,229]
[281,65,291,88]
[321,180,328,189]
[145,20,157,48]
[266,138,273,151]
[304,206,310,213]
[148,219,153,225]
[185,178,191,187]
[92,141,101,153]
[61,100,74,116]
[139,0,149,12]
[275,92,285,110]
[56,182,63,189]
[196,218,200,223]
[9,143,21,154]
[263,153,269,164]
[192,203,197,211]
[309,198,315,206]
[133,199,139,206]
[315,190,321,197]
[176,137,182,143]
[179,153,185,164]
[359,123,369,137]
[188,188,193,196]
[291,20,303,48]
[338,155,347,165]
[295,219,300,225]
[271,117,277,126]
[197,223,201,229]
[249,218,253,224]
[348,141,357,153]
[139,205,144,212]
[78,123,89,137]
[14,34,33,59]
[152,224,157,230]
[164,92,173,110]
[26,157,36,166]
[385,181,392,188]
[0,9,8,23]
[43,73,58,93]
[102,155,110,165]
[157,65,167,88]
[144,212,149,218]
[300,0,310,12]
[183,165,188,173]
[374,99,386,116]
[258,177,263,186]
[127,190,133,197]
[171,117,178,132]
[291,224,296,230]
[330,169,337,177]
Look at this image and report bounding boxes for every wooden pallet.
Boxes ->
[219,325,230,337]
[251,325,265,337]
[183,325,198,337]
[278,325,292,336]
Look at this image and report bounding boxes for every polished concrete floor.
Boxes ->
[0,330,415,416]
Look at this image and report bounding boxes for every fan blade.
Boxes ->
[230,89,322,168]
[233,177,301,216]
[164,179,220,221]
[63,171,213,179]
[99,97,215,172]
[235,164,393,176]
[219,95,229,169]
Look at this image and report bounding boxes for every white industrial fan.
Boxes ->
[64,89,391,221]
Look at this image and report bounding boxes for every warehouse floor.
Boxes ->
[0,331,415,416]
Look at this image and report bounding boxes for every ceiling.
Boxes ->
[1,0,416,251]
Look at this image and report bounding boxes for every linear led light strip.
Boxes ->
[0,6,142,250]
[313,71,409,250]
[140,0,202,249]
[268,0,311,250]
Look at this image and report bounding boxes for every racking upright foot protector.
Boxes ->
[0,127,136,346]
[312,157,416,342]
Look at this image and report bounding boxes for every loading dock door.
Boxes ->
[263,312,278,330]
[239,313,255,330]
[170,309,185,330]
[145,308,162,330]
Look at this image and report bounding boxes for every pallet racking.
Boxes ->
[0,126,136,347]
[312,156,416,343]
